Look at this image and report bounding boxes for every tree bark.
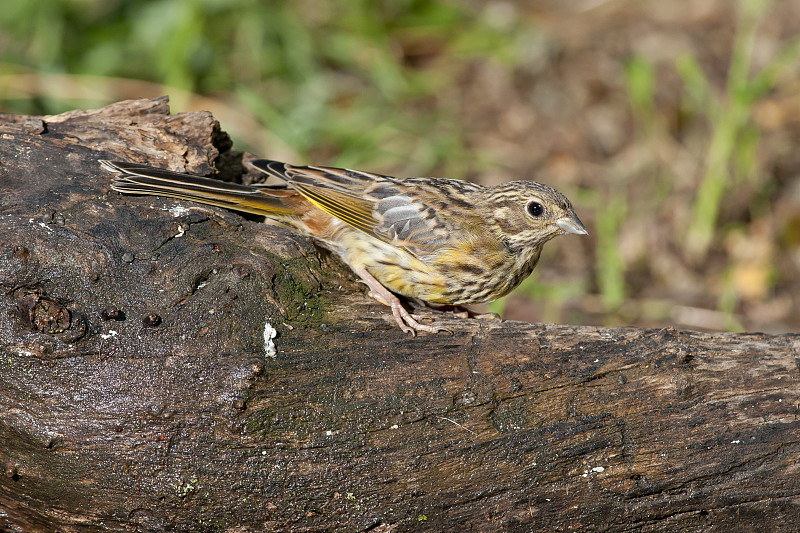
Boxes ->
[1,98,799,532]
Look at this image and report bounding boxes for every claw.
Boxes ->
[425,303,500,321]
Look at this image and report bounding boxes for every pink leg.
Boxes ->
[351,266,450,335]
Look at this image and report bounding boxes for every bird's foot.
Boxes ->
[353,266,450,335]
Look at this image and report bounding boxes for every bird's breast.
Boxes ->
[430,244,542,304]
[311,220,543,306]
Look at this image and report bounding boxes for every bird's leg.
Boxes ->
[351,266,450,335]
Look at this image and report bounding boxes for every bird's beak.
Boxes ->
[557,212,588,235]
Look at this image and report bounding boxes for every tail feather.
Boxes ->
[101,160,297,217]
[249,159,292,182]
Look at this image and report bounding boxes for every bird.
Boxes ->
[101,159,587,335]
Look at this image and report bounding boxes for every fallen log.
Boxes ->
[1,98,799,532]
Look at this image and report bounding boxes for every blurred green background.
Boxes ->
[2,0,799,333]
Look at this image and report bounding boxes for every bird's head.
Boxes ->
[483,180,587,251]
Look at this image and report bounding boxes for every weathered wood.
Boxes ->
[1,98,799,532]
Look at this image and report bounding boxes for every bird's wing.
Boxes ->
[250,160,480,255]
[252,160,383,238]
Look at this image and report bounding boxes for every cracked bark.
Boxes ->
[2,98,800,532]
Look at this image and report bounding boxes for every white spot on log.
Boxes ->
[169,206,191,217]
[173,224,187,238]
[264,321,278,358]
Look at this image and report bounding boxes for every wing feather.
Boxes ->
[250,159,472,255]
[291,183,378,237]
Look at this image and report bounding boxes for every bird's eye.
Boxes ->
[526,200,544,217]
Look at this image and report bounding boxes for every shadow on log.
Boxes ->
[2,98,800,532]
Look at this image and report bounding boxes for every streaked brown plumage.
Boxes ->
[101,159,587,334]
